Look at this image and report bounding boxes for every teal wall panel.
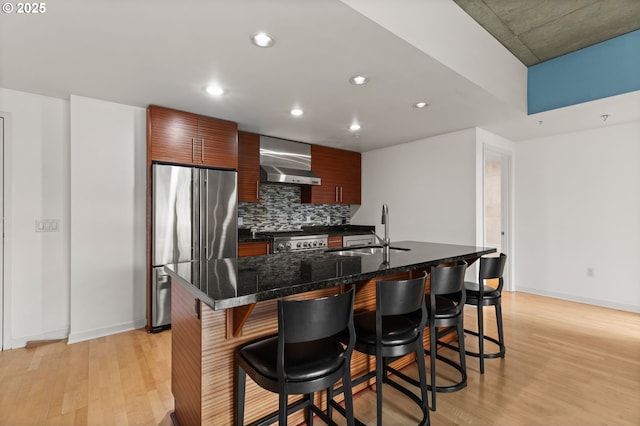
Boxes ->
[528,30,640,114]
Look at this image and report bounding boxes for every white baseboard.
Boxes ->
[516,287,640,313]
[11,328,70,349]
[67,318,147,344]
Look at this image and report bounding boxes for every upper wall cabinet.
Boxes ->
[301,145,361,205]
[238,131,261,203]
[148,105,238,169]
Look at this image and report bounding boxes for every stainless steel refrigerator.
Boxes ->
[151,163,238,331]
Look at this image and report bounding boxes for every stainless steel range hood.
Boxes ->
[260,136,321,185]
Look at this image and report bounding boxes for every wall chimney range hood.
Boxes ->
[259,135,321,185]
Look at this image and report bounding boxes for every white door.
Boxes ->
[483,147,511,290]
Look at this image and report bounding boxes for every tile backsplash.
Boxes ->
[238,184,351,232]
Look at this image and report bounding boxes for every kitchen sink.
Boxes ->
[327,245,411,256]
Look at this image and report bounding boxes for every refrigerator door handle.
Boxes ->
[205,174,212,260]
[202,172,210,261]
[152,268,171,329]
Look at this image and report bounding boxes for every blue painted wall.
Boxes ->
[528,30,640,114]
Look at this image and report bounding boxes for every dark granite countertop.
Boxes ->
[238,235,272,243]
[165,241,495,311]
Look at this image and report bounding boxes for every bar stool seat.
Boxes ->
[465,282,501,301]
[352,312,420,348]
[239,337,346,382]
[432,295,463,318]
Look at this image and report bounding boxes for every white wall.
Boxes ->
[515,121,640,312]
[69,95,147,343]
[352,128,477,245]
[0,89,147,348]
[0,88,70,348]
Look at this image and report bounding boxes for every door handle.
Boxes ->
[256,181,259,200]
[201,138,205,162]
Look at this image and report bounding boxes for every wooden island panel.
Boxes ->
[171,280,202,426]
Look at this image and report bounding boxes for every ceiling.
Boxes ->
[1,0,638,153]
[453,0,640,66]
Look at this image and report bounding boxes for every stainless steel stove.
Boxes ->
[270,233,329,253]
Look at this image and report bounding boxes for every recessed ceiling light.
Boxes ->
[349,75,369,85]
[349,123,361,132]
[251,32,274,48]
[413,101,428,108]
[205,85,225,96]
[290,108,304,116]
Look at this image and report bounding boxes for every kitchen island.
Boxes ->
[165,241,495,425]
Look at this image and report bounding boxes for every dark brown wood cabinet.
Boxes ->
[301,145,361,205]
[238,241,270,257]
[148,105,238,169]
[327,235,343,249]
[238,131,261,203]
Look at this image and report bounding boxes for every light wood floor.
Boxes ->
[1,292,639,425]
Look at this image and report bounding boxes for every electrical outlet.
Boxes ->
[326,215,331,223]
[306,215,311,223]
[238,217,244,226]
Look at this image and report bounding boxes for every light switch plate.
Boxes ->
[35,219,60,232]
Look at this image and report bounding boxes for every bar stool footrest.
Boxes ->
[246,396,310,426]
[385,375,430,426]
[352,367,429,425]
[422,349,467,393]
[329,401,367,426]
[462,329,506,358]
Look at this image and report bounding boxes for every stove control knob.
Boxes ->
[313,241,318,247]
[296,242,302,248]
[277,243,285,251]
[285,242,293,250]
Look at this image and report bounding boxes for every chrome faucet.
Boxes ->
[381,203,390,247]
[371,204,391,261]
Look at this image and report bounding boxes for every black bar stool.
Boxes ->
[348,273,430,426]
[235,288,356,426]
[464,253,507,373]
[424,261,468,410]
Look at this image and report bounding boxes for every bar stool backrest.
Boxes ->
[278,288,355,345]
[430,261,467,302]
[377,273,427,321]
[479,253,507,293]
